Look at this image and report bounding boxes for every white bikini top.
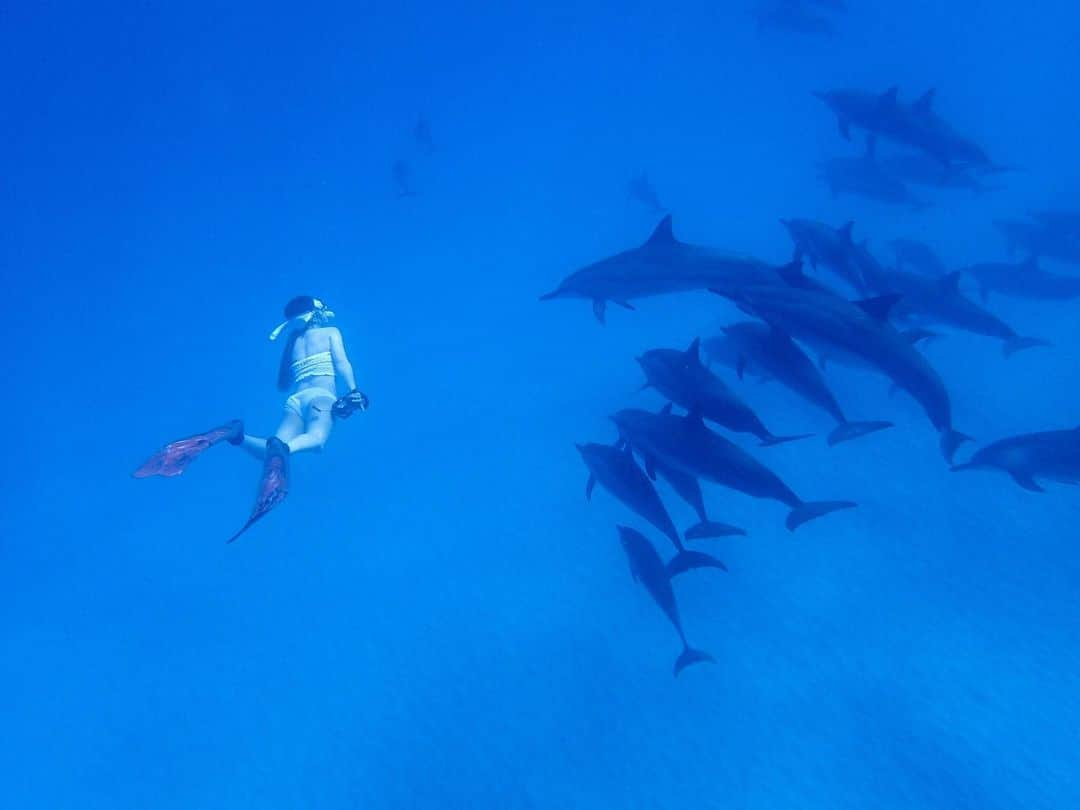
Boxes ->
[291,351,334,382]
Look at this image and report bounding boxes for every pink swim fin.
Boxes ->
[132,420,243,478]
[227,437,290,543]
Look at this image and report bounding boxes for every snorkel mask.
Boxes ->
[268,297,336,341]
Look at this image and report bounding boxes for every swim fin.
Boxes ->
[133,420,243,478]
[227,437,290,543]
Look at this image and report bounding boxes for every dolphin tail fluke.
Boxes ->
[940,430,974,463]
[667,551,728,579]
[674,646,715,678]
[685,521,746,540]
[827,420,893,446]
[1003,336,1051,357]
[759,432,814,447]
[786,500,856,531]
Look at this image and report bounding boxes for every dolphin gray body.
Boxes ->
[705,322,892,445]
[889,238,948,276]
[818,155,925,209]
[611,407,855,530]
[781,219,869,293]
[881,154,998,194]
[720,280,971,461]
[617,526,717,677]
[414,117,435,152]
[873,269,1048,355]
[577,442,683,550]
[995,219,1080,266]
[952,428,1080,491]
[637,339,809,445]
[964,257,1080,301]
[627,174,666,213]
[816,86,997,169]
[753,0,835,35]
[540,215,781,323]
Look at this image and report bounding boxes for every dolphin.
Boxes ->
[873,269,1049,356]
[617,526,717,677]
[627,173,666,213]
[964,257,1080,302]
[540,215,785,323]
[413,116,435,153]
[576,441,740,545]
[753,0,835,36]
[576,442,684,551]
[392,159,417,197]
[648,460,747,540]
[611,406,856,530]
[881,154,999,194]
[813,86,905,143]
[637,338,810,445]
[718,278,972,461]
[889,238,948,276]
[781,219,869,293]
[818,155,926,210]
[995,219,1080,266]
[952,428,1080,491]
[705,322,893,445]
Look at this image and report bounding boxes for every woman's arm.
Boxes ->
[328,328,358,391]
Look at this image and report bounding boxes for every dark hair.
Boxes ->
[277,331,300,391]
[284,296,317,319]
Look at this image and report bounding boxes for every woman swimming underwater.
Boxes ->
[134,296,369,541]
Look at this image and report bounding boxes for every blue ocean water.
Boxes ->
[3,2,1079,807]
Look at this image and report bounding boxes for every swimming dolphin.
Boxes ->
[705,322,893,445]
[995,219,1080,266]
[540,215,782,323]
[872,269,1049,356]
[577,442,684,551]
[413,117,435,153]
[637,339,810,445]
[753,0,835,36]
[719,278,972,461]
[611,406,856,530]
[964,257,1080,302]
[952,428,1080,491]
[627,173,666,213]
[889,238,948,277]
[880,154,999,194]
[647,460,747,540]
[781,218,878,293]
[617,525,717,677]
[818,155,926,210]
[392,159,417,197]
[813,86,904,143]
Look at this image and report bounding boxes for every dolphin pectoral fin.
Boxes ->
[667,551,728,579]
[1009,470,1045,492]
[760,432,814,447]
[900,327,939,346]
[735,356,747,381]
[685,521,746,540]
[585,475,596,501]
[592,299,607,324]
[614,300,636,311]
[674,646,715,678]
[786,500,856,531]
[1003,336,1051,357]
[644,455,658,481]
[827,420,893,446]
[940,430,975,463]
[854,294,903,322]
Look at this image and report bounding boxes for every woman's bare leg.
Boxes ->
[286,403,334,454]
[239,412,303,460]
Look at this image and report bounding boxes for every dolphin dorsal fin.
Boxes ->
[879,86,899,107]
[659,402,674,417]
[839,221,855,242]
[644,215,675,247]
[855,294,902,321]
[776,258,806,287]
[940,271,962,293]
[913,88,936,114]
[686,337,701,362]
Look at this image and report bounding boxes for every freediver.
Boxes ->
[134,296,369,541]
